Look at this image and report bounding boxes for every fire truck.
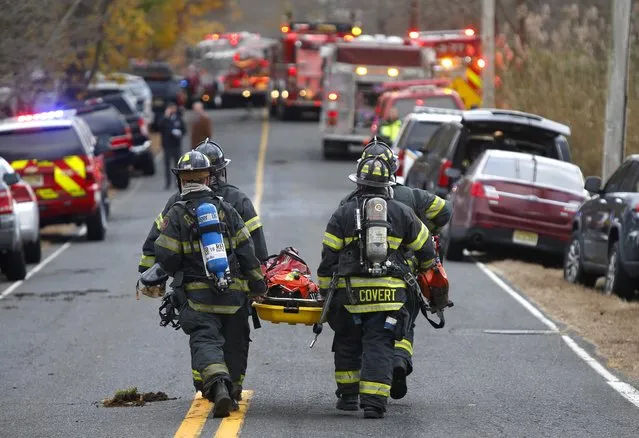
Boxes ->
[270,20,362,120]
[319,35,436,158]
[407,29,485,109]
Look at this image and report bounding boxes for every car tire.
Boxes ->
[110,168,130,190]
[86,201,107,242]
[444,238,464,262]
[603,241,635,299]
[3,247,27,281]
[141,154,156,176]
[24,236,42,264]
[563,233,597,287]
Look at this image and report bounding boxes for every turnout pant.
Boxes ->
[330,307,396,411]
[179,298,250,391]
[163,146,182,188]
[393,293,420,375]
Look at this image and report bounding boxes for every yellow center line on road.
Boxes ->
[253,108,270,215]
[214,390,254,438]
[174,392,214,438]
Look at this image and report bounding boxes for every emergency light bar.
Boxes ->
[413,106,463,115]
[16,110,73,122]
[416,29,478,40]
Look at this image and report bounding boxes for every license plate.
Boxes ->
[512,230,538,247]
[23,174,43,187]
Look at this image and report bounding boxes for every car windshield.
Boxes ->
[401,121,442,150]
[145,80,179,96]
[481,155,584,192]
[0,127,84,161]
[393,96,459,119]
[355,84,380,128]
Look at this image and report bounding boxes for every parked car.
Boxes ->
[69,101,134,190]
[129,61,182,130]
[0,168,28,280]
[442,149,586,262]
[0,157,40,263]
[0,110,109,241]
[405,109,573,198]
[390,107,463,184]
[90,72,154,125]
[83,92,155,176]
[564,155,639,299]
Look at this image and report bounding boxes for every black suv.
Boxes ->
[129,62,181,129]
[405,109,573,198]
[563,156,639,299]
[84,91,155,176]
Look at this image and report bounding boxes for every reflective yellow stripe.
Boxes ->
[406,257,417,273]
[318,276,332,289]
[64,155,86,179]
[235,374,245,385]
[185,282,210,291]
[425,197,445,219]
[407,223,430,251]
[342,277,406,289]
[156,234,182,253]
[192,369,202,382]
[246,267,263,281]
[344,236,357,245]
[335,370,360,384]
[54,165,85,197]
[388,235,402,250]
[394,338,413,356]
[244,216,262,232]
[359,381,391,397]
[186,279,250,293]
[154,213,163,230]
[466,67,482,88]
[139,255,155,268]
[37,188,58,199]
[234,226,251,246]
[322,232,344,251]
[187,299,240,314]
[420,259,435,270]
[230,278,250,292]
[11,160,29,170]
[344,302,404,313]
[201,363,229,381]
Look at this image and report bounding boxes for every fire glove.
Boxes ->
[248,278,267,298]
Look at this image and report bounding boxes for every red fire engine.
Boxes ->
[270,20,362,120]
[407,29,485,108]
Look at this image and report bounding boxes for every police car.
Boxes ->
[0,111,110,241]
[392,106,462,184]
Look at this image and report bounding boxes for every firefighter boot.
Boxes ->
[336,394,359,411]
[363,406,384,419]
[390,357,408,400]
[204,380,232,418]
[229,383,242,412]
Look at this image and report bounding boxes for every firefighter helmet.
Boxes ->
[361,139,398,173]
[348,155,395,188]
[195,138,231,172]
[171,150,211,181]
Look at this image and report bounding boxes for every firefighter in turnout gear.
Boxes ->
[152,150,267,418]
[138,139,268,398]
[318,155,437,419]
[377,107,402,144]
[340,139,451,401]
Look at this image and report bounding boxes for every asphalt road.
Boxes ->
[0,108,638,438]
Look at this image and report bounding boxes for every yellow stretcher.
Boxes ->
[252,297,323,326]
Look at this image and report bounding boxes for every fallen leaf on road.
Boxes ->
[101,387,176,407]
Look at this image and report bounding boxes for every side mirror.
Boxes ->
[444,167,462,181]
[2,173,19,185]
[584,176,602,194]
[94,136,111,155]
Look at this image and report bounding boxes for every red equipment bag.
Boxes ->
[261,247,320,299]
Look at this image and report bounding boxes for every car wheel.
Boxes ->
[86,201,107,242]
[603,241,635,299]
[141,153,156,176]
[24,236,42,264]
[110,168,130,189]
[3,247,27,281]
[563,233,597,287]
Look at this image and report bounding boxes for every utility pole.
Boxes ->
[481,0,495,108]
[602,0,633,182]
[408,0,420,34]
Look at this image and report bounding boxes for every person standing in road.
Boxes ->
[190,102,213,150]
[138,139,268,401]
[159,102,187,189]
[339,139,451,401]
[317,155,437,419]
[378,107,402,145]
[153,150,266,418]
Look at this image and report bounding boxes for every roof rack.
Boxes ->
[413,106,463,115]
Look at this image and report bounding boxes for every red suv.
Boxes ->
[0,111,109,241]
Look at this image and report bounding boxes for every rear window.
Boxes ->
[0,127,85,161]
[399,121,442,150]
[393,96,459,119]
[336,46,423,66]
[481,155,583,192]
[77,109,125,136]
[146,80,180,96]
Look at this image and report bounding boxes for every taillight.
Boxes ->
[231,78,241,88]
[288,66,297,76]
[137,117,149,137]
[327,110,338,126]
[110,134,131,149]
[396,149,405,177]
[437,159,453,187]
[0,190,14,214]
[10,182,33,203]
[470,182,499,200]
